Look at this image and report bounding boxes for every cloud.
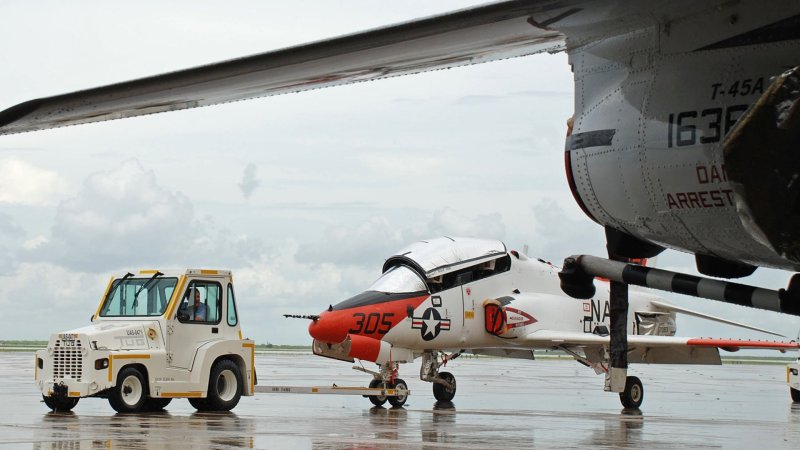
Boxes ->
[30,160,196,271]
[529,199,605,262]
[239,162,260,198]
[297,207,507,266]
[0,212,24,237]
[0,159,67,205]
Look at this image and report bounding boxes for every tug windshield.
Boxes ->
[100,277,178,317]
[368,265,427,294]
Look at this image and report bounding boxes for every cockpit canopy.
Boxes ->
[382,236,507,278]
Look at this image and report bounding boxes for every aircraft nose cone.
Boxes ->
[308,311,347,343]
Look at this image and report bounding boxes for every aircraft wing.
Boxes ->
[518,330,800,365]
[0,0,721,135]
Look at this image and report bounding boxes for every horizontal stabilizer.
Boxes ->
[649,300,785,337]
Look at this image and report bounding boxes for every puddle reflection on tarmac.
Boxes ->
[2,352,799,449]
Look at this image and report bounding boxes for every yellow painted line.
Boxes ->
[311,388,318,393]
[108,354,152,382]
[200,269,218,275]
[68,391,81,397]
[163,275,187,319]
[161,392,203,398]
[94,276,115,320]
[238,330,242,340]
[139,269,159,274]
[788,367,791,384]
[243,342,255,393]
[113,354,151,360]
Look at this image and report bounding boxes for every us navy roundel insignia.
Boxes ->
[412,307,451,341]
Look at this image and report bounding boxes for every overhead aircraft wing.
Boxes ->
[0,0,724,135]
[518,330,799,365]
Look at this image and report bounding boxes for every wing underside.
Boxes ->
[517,330,799,365]
[0,0,736,135]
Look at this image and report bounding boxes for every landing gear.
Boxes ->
[368,378,388,406]
[432,372,456,401]
[387,379,408,407]
[619,376,643,409]
[421,351,459,402]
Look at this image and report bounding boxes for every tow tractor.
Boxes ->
[35,269,408,412]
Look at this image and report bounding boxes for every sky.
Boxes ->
[0,0,799,346]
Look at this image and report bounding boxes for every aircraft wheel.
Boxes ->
[43,395,79,412]
[388,379,408,408]
[188,397,209,411]
[109,367,148,413]
[791,387,800,403]
[205,360,243,411]
[143,397,172,411]
[619,376,644,409]
[433,372,456,402]
[368,378,388,406]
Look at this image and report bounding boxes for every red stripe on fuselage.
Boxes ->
[308,294,429,344]
[686,338,800,349]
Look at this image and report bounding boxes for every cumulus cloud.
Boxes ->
[0,159,67,205]
[30,160,196,271]
[238,163,260,199]
[529,199,605,262]
[0,212,23,237]
[297,207,507,266]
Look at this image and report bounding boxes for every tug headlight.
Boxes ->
[94,358,109,370]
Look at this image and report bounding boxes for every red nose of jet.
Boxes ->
[308,310,348,343]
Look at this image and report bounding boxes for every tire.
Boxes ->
[205,360,243,411]
[791,387,800,403]
[620,376,644,409]
[368,378,388,406]
[109,367,148,413]
[144,397,172,411]
[188,397,209,411]
[433,372,456,402]
[43,395,79,412]
[387,379,408,408]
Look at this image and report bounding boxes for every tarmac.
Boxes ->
[1,351,799,449]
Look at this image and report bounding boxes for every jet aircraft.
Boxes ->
[304,237,800,408]
[2,0,800,394]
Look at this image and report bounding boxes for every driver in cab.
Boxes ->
[180,288,206,321]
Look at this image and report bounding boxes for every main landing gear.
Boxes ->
[421,351,459,402]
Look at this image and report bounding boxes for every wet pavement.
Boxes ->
[2,351,799,449]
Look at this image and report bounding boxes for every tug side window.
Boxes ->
[227,284,238,327]
[177,281,222,324]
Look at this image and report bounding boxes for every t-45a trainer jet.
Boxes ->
[300,237,799,408]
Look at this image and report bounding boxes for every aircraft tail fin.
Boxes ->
[650,300,785,337]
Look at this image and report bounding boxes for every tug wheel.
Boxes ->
[205,360,243,411]
[368,378,388,406]
[433,372,456,402]
[620,376,644,409]
[43,395,79,412]
[791,387,800,403]
[388,379,408,408]
[109,367,147,413]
